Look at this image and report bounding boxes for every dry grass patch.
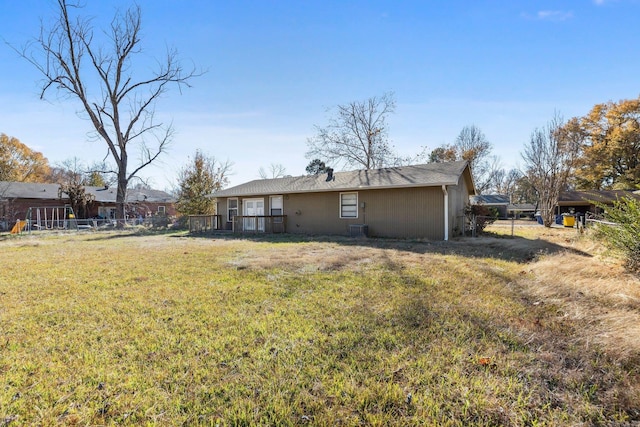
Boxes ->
[0,228,639,425]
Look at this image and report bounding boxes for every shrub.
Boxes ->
[466,204,499,234]
[150,213,172,228]
[171,215,189,230]
[595,197,640,274]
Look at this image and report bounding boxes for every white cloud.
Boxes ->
[536,10,574,21]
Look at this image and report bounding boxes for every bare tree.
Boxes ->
[429,125,497,193]
[306,92,397,170]
[454,125,494,193]
[15,0,199,223]
[522,113,579,227]
[492,168,522,198]
[258,163,287,179]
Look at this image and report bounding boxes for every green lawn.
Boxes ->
[0,229,638,425]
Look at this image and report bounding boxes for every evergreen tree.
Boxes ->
[176,151,231,216]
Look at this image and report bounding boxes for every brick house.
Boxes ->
[0,181,176,230]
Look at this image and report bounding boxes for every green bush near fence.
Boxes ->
[595,196,640,274]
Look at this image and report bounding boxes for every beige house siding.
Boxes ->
[356,187,444,239]
[447,174,472,236]
[211,162,474,240]
[216,184,471,240]
[217,198,232,230]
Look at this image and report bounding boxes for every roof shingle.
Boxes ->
[0,181,174,203]
[212,161,471,198]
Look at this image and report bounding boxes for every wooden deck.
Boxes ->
[188,215,287,234]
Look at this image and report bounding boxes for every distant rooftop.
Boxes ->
[558,190,640,205]
[470,194,509,205]
[0,181,174,203]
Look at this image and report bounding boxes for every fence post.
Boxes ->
[472,215,477,238]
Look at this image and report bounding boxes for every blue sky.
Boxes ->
[1,0,639,189]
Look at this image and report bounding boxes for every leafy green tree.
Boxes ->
[305,159,329,175]
[176,151,232,216]
[85,171,107,188]
[595,197,640,274]
[0,133,51,182]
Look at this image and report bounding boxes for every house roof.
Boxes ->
[0,181,174,203]
[470,194,509,205]
[0,181,60,200]
[85,186,175,203]
[212,161,474,198]
[508,203,536,212]
[558,190,640,206]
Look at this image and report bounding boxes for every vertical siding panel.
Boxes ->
[358,187,444,240]
[284,188,448,239]
[220,185,470,240]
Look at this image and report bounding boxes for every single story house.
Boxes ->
[557,190,640,215]
[470,194,510,219]
[507,203,537,219]
[210,161,475,240]
[0,181,175,230]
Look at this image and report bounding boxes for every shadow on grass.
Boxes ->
[82,228,185,241]
[184,230,593,264]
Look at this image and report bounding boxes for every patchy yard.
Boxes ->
[0,226,638,425]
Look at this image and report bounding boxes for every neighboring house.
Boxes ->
[210,161,475,240]
[470,194,510,219]
[557,190,640,216]
[0,181,175,230]
[84,186,176,220]
[507,203,537,219]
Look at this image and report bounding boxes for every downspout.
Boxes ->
[442,185,449,241]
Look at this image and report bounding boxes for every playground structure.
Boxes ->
[10,220,27,234]
[10,206,78,234]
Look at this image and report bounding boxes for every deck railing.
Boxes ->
[188,215,223,233]
[232,215,287,234]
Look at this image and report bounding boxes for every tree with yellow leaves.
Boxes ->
[568,97,640,190]
[0,133,51,183]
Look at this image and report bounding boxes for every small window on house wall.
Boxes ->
[340,192,358,219]
[270,195,283,223]
[157,206,166,214]
[228,198,238,222]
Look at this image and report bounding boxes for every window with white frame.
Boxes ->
[228,198,238,222]
[340,192,358,219]
[98,206,116,219]
[270,195,283,223]
[157,206,166,215]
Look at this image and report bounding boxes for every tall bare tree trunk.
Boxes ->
[15,0,199,227]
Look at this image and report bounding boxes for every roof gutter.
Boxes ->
[442,185,449,241]
[211,181,461,199]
